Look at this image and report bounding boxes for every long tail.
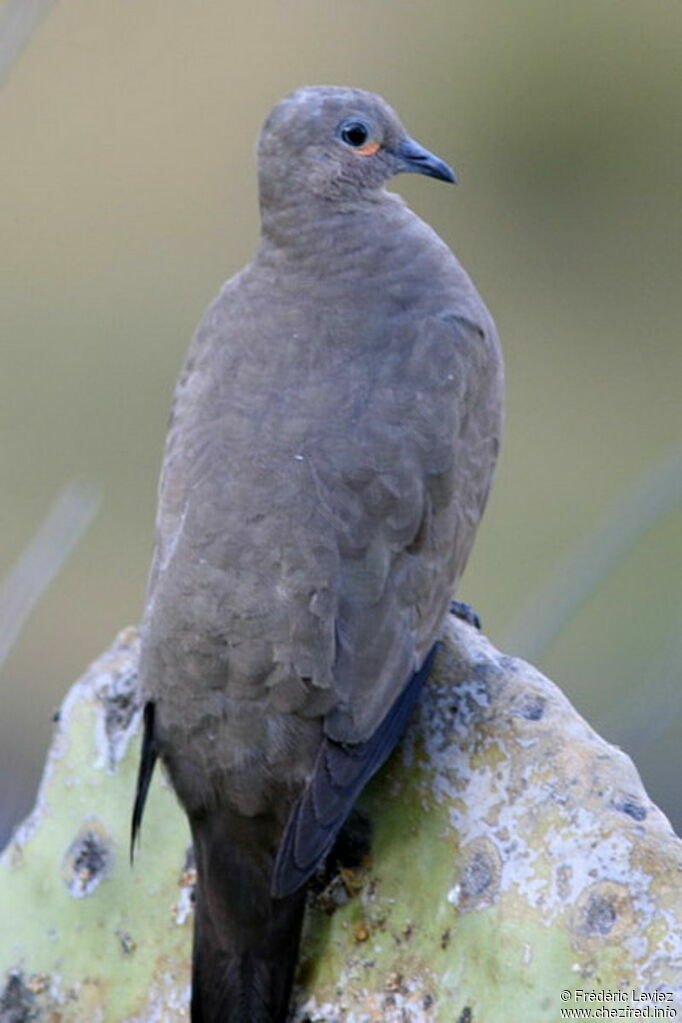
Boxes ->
[190,809,307,1023]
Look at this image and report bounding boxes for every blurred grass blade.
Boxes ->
[601,600,682,754]
[0,0,58,88]
[500,444,682,660]
[0,483,101,671]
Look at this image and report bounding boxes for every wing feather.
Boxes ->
[271,646,436,897]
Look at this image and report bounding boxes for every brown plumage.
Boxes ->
[132,85,503,1022]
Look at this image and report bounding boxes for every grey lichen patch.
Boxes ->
[450,674,493,733]
[92,628,142,772]
[583,891,617,935]
[513,693,546,721]
[611,793,648,822]
[126,972,192,1023]
[573,881,635,944]
[296,968,438,1023]
[450,836,502,911]
[0,971,39,1023]
[555,863,573,901]
[62,820,112,898]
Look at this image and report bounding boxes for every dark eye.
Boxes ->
[340,121,370,148]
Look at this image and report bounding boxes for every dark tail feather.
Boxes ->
[130,701,158,862]
[190,810,306,1023]
[191,924,304,1023]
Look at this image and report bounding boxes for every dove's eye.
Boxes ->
[337,119,380,157]
[341,122,369,147]
[339,120,371,148]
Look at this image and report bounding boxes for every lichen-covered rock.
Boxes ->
[0,629,192,1023]
[1,620,680,1022]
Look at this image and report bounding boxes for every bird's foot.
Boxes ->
[310,809,373,911]
[330,807,372,870]
[449,599,482,630]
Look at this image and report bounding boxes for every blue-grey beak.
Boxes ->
[395,136,457,184]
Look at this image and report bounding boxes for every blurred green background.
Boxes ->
[1,0,681,843]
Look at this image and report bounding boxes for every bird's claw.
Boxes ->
[449,600,481,630]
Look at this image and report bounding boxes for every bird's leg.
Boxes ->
[329,807,373,871]
[449,599,482,631]
[309,807,373,902]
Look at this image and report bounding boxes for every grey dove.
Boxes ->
[132,85,504,1023]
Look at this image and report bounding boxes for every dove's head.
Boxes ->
[257,86,455,214]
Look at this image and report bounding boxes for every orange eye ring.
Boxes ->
[356,140,380,157]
